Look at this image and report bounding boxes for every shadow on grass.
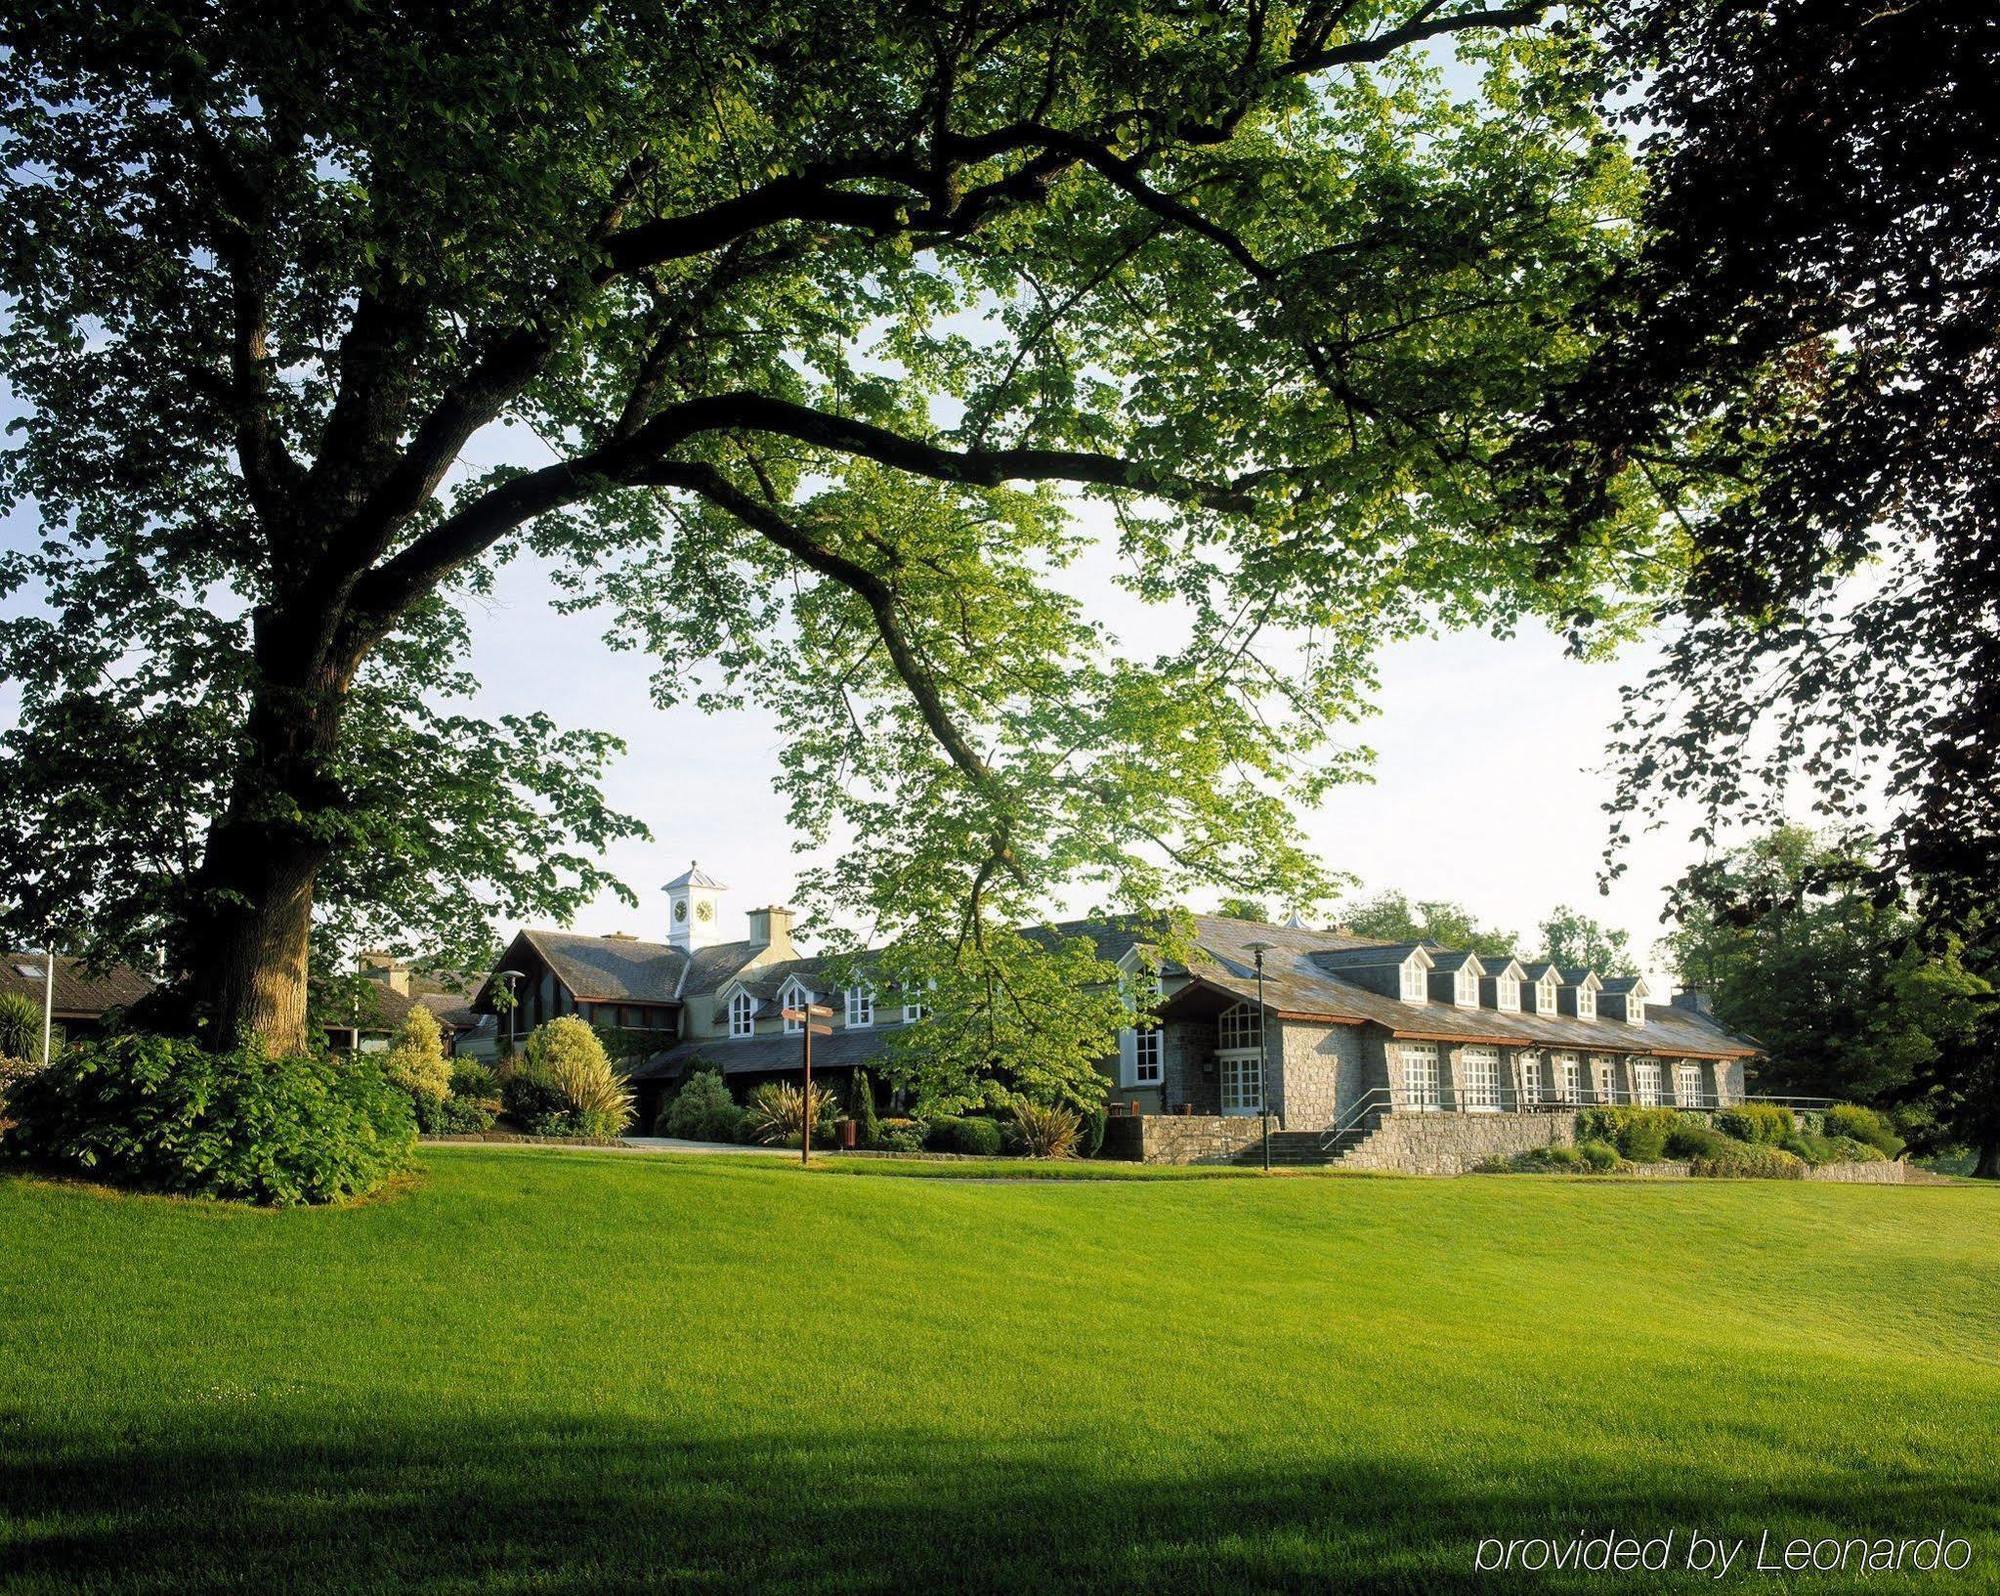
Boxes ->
[1,1411,1992,1593]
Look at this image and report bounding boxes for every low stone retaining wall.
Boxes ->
[1804,1159,1942,1184]
[1339,1112,1574,1176]
[1102,1114,1270,1165]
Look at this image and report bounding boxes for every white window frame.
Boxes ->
[1555,1053,1581,1104]
[1537,978,1558,1013]
[845,984,874,1028]
[901,997,927,1023]
[1633,1061,1663,1106]
[1460,1046,1501,1112]
[1627,992,1647,1026]
[1675,1063,1703,1107]
[1576,987,1597,1021]
[779,979,813,1034]
[1496,977,1520,1013]
[1595,1056,1620,1103]
[1133,1023,1163,1087]
[729,990,755,1038]
[1401,1043,1441,1111]
[1518,1054,1541,1107]
[1454,967,1478,1008]
[1400,960,1428,1003]
[1217,1001,1263,1051]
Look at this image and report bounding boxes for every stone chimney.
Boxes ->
[745,906,796,954]
[359,950,410,996]
[1671,987,1714,1016]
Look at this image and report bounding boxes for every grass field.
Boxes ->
[2,1149,1995,1592]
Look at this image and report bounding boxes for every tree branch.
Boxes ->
[1284,4,1546,74]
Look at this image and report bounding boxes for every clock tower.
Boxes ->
[663,861,726,952]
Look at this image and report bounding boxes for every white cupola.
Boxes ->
[663,861,727,951]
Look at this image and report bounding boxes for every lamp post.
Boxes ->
[495,969,525,1049]
[24,948,55,1069]
[1245,941,1274,1173]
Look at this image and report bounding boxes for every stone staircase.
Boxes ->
[1230,1124,1384,1168]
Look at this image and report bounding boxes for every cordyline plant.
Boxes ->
[0,3,1655,1057]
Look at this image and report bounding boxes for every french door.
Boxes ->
[1402,1044,1440,1111]
[1461,1046,1501,1111]
[1218,1050,1264,1115]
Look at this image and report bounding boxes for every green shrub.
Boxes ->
[924,1114,1005,1156]
[1575,1139,1620,1172]
[1012,1101,1080,1159]
[846,1069,882,1147]
[1577,1106,1677,1162]
[522,1017,632,1139]
[1778,1131,1849,1168]
[0,992,43,1060]
[382,1007,450,1104]
[875,1117,925,1154]
[1,1034,415,1205]
[660,1069,744,1143]
[449,1060,501,1101]
[1075,1103,1108,1159]
[417,1091,497,1135]
[743,1081,839,1147]
[1689,1141,1807,1179]
[1824,1103,1904,1157]
[1664,1122,1731,1161]
[500,1071,570,1133]
[1717,1104,1795,1144]
[1827,1133,1886,1163]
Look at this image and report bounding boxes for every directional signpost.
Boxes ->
[780,1003,835,1165]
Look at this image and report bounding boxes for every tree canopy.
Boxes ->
[1509,0,1998,1169]
[1660,828,1995,1173]
[1337,890,1519,960]
[0,2,1648,1053]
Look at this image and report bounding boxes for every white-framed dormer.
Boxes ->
[1559,969,1604,1021]
[1398,947,1435,1005]
[778,974,815,1034]
[1601,977,1651,1026]
[1480,957,1525,1013]
[844,983,875,1029]
[901,982,931,1024]
[727,988,755,1038]
[1521,963,1562,1015]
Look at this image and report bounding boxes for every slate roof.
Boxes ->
[628,1027,893,1081]
[1155,918,1757,1060]
[498,930,689,1006]
[0,953,155,1019]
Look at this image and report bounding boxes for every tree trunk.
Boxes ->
[1975,1134,1999,1181]
[176,608,353,1054]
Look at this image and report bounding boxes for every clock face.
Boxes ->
[673,900,687,922]
[696,900,713,922]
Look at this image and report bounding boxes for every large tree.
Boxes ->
[1509,4,2000,1162]
[1661,828,1994,1171]
[1,2,1642,1052]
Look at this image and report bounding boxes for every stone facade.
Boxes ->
[1102,1113,1271,1165]
[1271,1020,1367,1128]
[1335,1110,1575,1175]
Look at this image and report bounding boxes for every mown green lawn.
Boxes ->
[2,1149,1995,1593]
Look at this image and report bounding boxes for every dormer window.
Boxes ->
[1576,987,1596,1021]
[728,990,755,1038]
[1400,960,1428,1003]
[845,985,874,1028]
[1454,967,1478,1007]
[1537,978,1558,1013]
[1627,997,1645,1026]
[780,979,813,1033]
[902,995,928,1023]
[1497,977,1520,1013]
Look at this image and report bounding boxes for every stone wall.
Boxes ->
[1338,1111,1575,1175]
[1101,1113,1270,1165]
[1272,1021,1366,1129]
[1802,1159,1932,1184]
